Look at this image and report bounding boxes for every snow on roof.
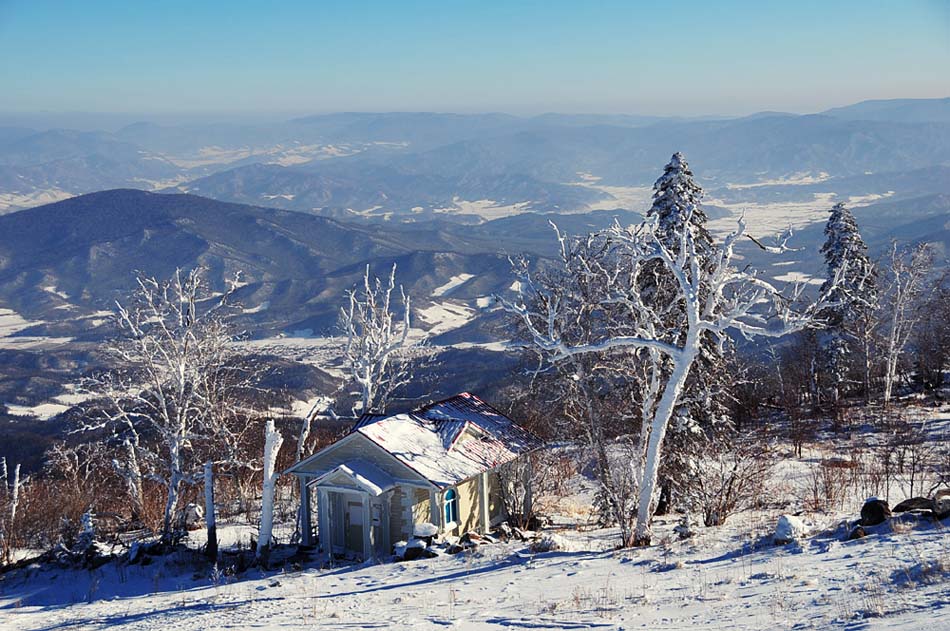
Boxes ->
[354,393,542,488]
[312,458,396,496]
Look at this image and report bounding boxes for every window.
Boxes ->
[444,488,459,525]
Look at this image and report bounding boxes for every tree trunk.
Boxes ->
[162,440,183,543]
[124,439,145,523]
[633,340,698,547]
[257,419,284,565]
[204,461,217,559]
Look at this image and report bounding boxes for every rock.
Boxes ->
[412,522,439,538]
[860,498,891,526]
[529,534,562,553]
[673,513,696,540]
[934,490,950,519]
[847,526,867,540]
[512,527,538,541]
[395,537,432,561]
[893,497,933,513]
[459,531,484,545]
[402,545,437,561]
[773,515,806,545]
[181,503,203,530]
[491,522,513,541]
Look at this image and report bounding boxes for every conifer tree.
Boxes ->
[818,202,877,407]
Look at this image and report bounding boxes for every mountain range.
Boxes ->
[1,98,948,219]
[0,98,948,448]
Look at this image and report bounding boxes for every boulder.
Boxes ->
[412,522,439,546]
[403,545,437,561]
[491,522,513,541]
[893,497,933,513]
[394,537,436,561]
[859,498,891,526]
[181,503,203,530]
[412,522,439,538]
[847,526,867,540]
[460,531,484,545]
[934,490,950,519]
[512,527,539,541]
[673,513,696,540]
[773,515,806,545]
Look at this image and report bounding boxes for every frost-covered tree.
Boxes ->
[81,268,266,542]
[818,202,877,406]
[500,155,848,545]
[642,153,731,513]
[914,279,950,392]
[0,459,24,564]
[646,152,715,262]
[340,264,415,416]
[881,242,934,407]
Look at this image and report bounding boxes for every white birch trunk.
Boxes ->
[124,438,145,522]
[257,419,284,563]
[162,439,183,542]
[8,463,20,552]
[633,339,698,545]
[883,299,902,407]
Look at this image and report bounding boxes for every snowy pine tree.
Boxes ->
[646,152,715,261]
[818,202,877,406]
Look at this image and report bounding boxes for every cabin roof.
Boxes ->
[291,392,542,487]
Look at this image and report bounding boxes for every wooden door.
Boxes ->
[344,498,364,555]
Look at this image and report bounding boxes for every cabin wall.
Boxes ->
[487,471,506,524]
[409,487,430,527]
[389,486,418,544]
[453,476,481,535]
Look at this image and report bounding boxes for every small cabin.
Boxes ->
[285,393,541,559]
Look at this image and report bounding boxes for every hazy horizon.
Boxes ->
[2,0,948,119]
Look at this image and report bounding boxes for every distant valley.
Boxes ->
[1,98,948,454]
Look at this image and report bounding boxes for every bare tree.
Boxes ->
[80,268,265,543]
[881,242,934,407]
[0,459,25,564]
[499,176,848,545]
[340,264,415,416]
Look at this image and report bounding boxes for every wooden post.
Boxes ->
[479,472,490,532]
[299,477,312,546]
[318,488,330,556]
[429,489,440,532]
[522,457,533,521]
[361,494,372,560]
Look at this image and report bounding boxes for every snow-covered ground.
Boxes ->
[4,405,948,630]
[705,191,895,237]
[0,189,74,214]
[0,307,73,350]
[573,172,653,213]
[432,274,475,298]
[3,507,947,630]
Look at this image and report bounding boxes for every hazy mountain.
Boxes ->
[0,189,527,334]
[4,102,950,219]
[178,160,606,216]
[822,97,950,123]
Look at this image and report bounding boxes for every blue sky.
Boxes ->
[1,0,948,116]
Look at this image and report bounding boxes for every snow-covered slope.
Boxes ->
[4,511,948,630]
